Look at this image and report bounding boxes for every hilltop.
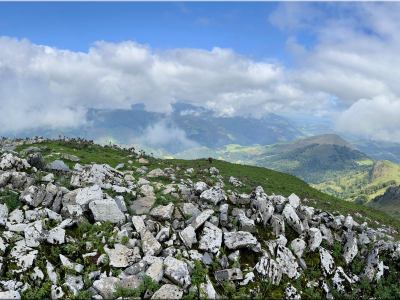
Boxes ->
[0,137,400,299]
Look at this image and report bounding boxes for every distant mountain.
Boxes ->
[312,160,400,202]
[171,134,372,184]
[352,139,400,164]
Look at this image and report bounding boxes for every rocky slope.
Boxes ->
[0,138,400,299]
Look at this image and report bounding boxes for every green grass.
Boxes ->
[11,139,400,236]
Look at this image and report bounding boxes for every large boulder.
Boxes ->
[89,199,126,224]
[255,255,282,285]
[75,185,102,211]
[146,168,165,178]
[224,231,258,250]
[179,225,197,248]
[141,230,162,256]
[342,231,358,265]
[70,163,123,189]
[151,284,183,300]
[46,160,71,173]
[200,187,226,205]
[198,221,223,254]
[191,209,214,230]
[282,204,304,235]
[27,153,46,170]
[130,196,156,214]
[163,256,191,288]
[19,185,46,208]
[93,277,121,299]
[276,245,301,279]
[150,203,174,221]
[319,247,336,276]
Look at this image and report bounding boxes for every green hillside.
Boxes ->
[353,139,400,164]
[313,160,400,204]
[255,143,373,184]
[12,138,400,234]
[171,134,372,184]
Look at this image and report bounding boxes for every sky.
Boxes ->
[1,2,400,142]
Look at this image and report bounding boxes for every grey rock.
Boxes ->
[194,181,208,195]
[130,196,156,214]
[145,260,164,283]
[70,163,123,189]
[51,286,64,299]
[238,211,256,233]
[141,230,163,256]
[105,244,137,268]
[343,215,353,231]
[114,196,127,212]
[331,267,352,294]
[288,193,300,209]
[60,254,84,273]
[284,283,301,300]
[320,247,335,276]
[89,199,126,224]
[10,242,38,272]
[146,168,165,178]
[215,268,243,281]
[46,160,71,172]
[119,275,143,290]
[202,252,213,265]
[224,231,258,250]
[320,224,334,246]
[151,284,183,300]
[191,209,214,230]
[276,245,301,279]
[198,221,223,254]
[64,274,84,296]
[200,275,218,299]
[24,220,48,247]
[0,291,21,299]
[27,153,46,170]
[115,163,125,170]
[150,203,174,221]
[125,260,148,276]
[47,226,65,244]
[75,184,102,210]
[93,277,121,299]
[182,203,201,218]
[61,153,80,162]
[19,185,46,207]
[255,255,282,285]
[200,187,226,205]
[253,198,274,227]
[342,231,358,265]
[179,225,197,248]
[283,204,304,235]
[271,214,285,236]
[308,228,322,252]
[163,256,191,288]
[291,238,306,258]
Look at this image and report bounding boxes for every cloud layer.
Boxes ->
[1,3,400,142]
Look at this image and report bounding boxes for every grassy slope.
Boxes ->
[13,140,400,236]
[312,160,400,201]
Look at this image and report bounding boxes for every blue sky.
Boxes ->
[1,2,400,142]
[0,2,313,65]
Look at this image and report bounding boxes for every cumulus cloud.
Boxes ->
[0,35,335,133]
[2,2,400,142]
[271,2,400,141]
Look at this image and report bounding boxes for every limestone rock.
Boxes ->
[163,256,191,288]
[276,245,301,279]
[291,238,306,258]
[89,199,126,224]
[182,203,201,218]
[93,277,121,299]
[342,231,358,265]
[288,193,300,209]
[46,160,71,172]
[191,209,214,230]
[70,163,123,189]
[194,181,208,195]
[224,231,258,250]
[47,226,65,245]
[283,204,304,235]
[179,225,197,248]
[200,187,226,205]
[75,184,102,210]
[19,185,46,207]
[130,196,156,214]
[255,255,282,285]
[141,230,163,256]
[320,247,336,276]
[146,168,165,178]
[308,228,322,252]
[198,221,223,254]
[215,268,243,281]
[145,260,164,283]
[284,283,301,300]
[132,216,146,234]
[151,284,183,300]
[200,275,218,299]
[150,203,174,221]
[24,220,48,247]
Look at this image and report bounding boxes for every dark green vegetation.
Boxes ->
[0,190,22,211]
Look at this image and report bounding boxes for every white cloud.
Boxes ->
[136,119,199,150]
[0,36,333,133]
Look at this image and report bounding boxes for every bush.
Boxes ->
[0,190,22,212]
